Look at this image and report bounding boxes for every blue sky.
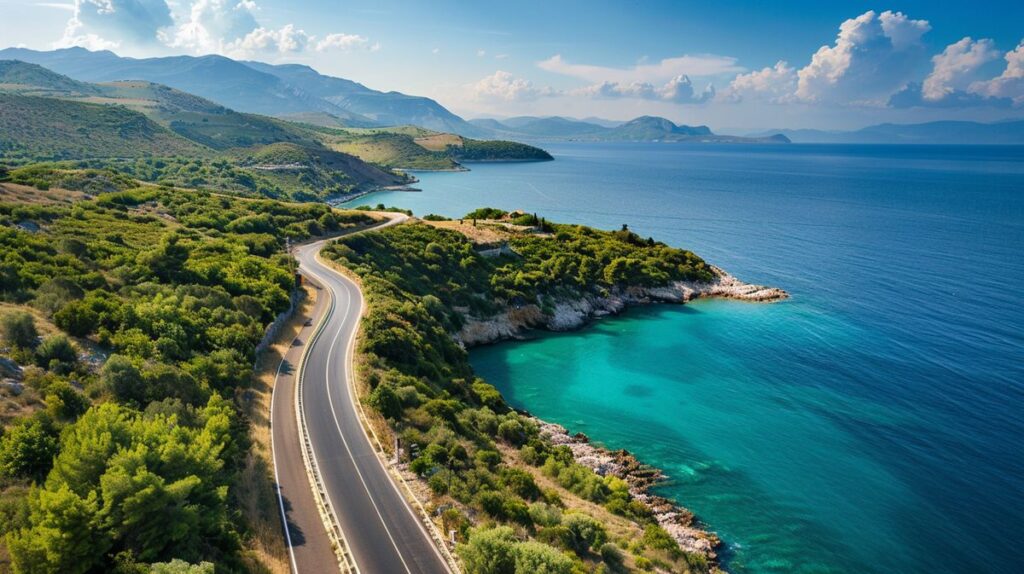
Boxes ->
[1,0,1022,130]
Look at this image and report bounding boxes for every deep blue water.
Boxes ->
[345,143,1024,573]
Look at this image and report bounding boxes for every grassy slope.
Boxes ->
[0,93,209,162]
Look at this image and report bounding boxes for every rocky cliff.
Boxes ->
[454,267,787,347]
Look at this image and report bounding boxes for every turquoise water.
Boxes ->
[345,144,1024,573]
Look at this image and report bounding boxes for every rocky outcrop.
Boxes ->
[539,421,722,561]
[454,267,787,347]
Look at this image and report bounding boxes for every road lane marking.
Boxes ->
[308,262,414,574]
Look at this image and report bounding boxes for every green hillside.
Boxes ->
[0,59,100,96]
[0,93,209,162]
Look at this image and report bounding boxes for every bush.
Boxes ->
[563,513,608,554]
[599,543,625,569]
[528,502,562,528]
[458,526,516,574]
[367,383,403,419]
[0,311,38,349]
[34,334,77,372]
[512,540,574,574]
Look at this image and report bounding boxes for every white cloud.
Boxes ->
[170,0,262,53]
[495,53,509,60]
[315,32,375,52]
[538,53,742,84]
[230,23,309,54]
[922,37,1000,100]
[796,10,931,104]
[576,81,656,99]
[721,60,797,103]
[57,0,173,49]
[174,1,377,56]
[576,75,713,103]
[470,70,555,102]
[969,40,1024,105]
[432,47,440,54]
[477,49,486,57]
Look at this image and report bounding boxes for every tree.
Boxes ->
[458,526,516,574]
[0,311,38,349]
[6,485,109,574]
[45,382,90,422]
[54,301,99,337]
[0,416,59,482]
[101,355,145,404]
[367,383,403,420]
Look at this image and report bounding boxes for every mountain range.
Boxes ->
[748,120,1024,145]
[0,47,482,136]
[0,47,787,144]
[469,115,790,143]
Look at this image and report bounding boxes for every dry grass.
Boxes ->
[421,219,511,245]
[234,285,316,574]
[0,183,88,204]
[413,133,464,152]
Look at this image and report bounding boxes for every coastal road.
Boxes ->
[271,214,454,574]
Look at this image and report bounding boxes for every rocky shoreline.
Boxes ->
[455,266,788,347]
[538,420,723,562]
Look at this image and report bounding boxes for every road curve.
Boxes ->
[273,214,453,574]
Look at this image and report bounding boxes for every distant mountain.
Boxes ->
[0,47,484,135]
[243,61,481,135]
[496,116,610,138]
[751,120,1024,144]
[474,115,788,143]
[604,116,712,140]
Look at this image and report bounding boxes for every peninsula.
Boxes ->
[322,210,787,573]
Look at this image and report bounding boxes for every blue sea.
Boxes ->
[344,143,1024,573]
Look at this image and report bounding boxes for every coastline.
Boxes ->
[455,266,788,347]
[451,268,787,569]
[537,420,724,561]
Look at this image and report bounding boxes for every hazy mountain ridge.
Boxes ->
[0,47,483,135]
[471,115,789,143]
[750,120,1024,144]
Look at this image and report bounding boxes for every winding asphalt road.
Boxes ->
[271,215,453,574]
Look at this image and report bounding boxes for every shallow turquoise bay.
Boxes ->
[347,143,1024,573]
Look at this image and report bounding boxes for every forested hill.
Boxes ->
[0,176,377,572]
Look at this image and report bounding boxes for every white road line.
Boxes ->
[270,331,301,574]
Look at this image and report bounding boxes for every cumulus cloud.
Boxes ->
[796,10,931,104]
[57,0,173,49]
[315,33,376,52]
[969,40,1024,105]
[470,70,555,102]
[922,37,1000,100]
[52,0,376,58]
[720,61,797,103]
[576,75,714,103]
[538,53,742,84]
